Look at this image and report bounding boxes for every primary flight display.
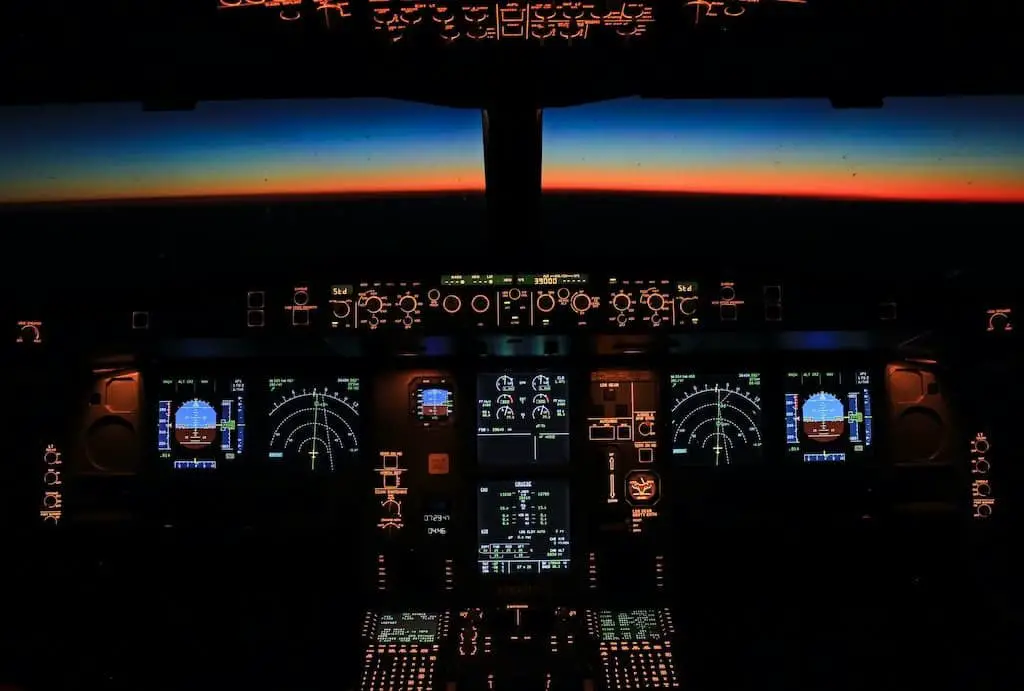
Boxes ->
[785,370,873,463]
[157,376,247,470]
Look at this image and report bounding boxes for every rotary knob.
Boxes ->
[571,292,592,313]
[397,295,419,313]
[332,301,352,319]
[646,292,667,311]
[442,294,462,314]
[471,294,491,313]
[364,295,384,313]
[536,293,556,312]
[612,292,632,311]
[679,297,698,316]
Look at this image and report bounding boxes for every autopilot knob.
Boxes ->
[646,292,667,312]
[571,292,592,314]
[364,295,385,313]
[611,292,632,311]
[397,295,418,313]
[537,293,557,312]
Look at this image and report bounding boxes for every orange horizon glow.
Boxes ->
[542,169,1024,204]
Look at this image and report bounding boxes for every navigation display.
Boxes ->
[375,612,440,644]
[477,373,569,466]
[785,370,874,463]
[477,480,571,575]
[670,372,762,466]
[594,610,666,642]
[157,377,246,470]
[267,377,360,472]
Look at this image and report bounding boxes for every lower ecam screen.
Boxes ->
[375,612,440,644]
[477,480,571,575]
[784,370,873,463]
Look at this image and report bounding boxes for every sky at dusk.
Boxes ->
[543,96,1024,202]
[1,96,1022,204]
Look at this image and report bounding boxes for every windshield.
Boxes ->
[0,98,485,205]
[542,96,1024,203]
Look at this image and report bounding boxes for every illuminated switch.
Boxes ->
[719,303,738,321]
[131,311,150,330]
[764,304,783,322]
[292,309,310,327]
[247,290,266,309]
[763,285,782,304]
[247,310,265,328]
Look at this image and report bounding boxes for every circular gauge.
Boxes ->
[268,383,360,472]
[410,376,455,426]
[671,378,762,466]
[174,399,219,449]
[531,374,551,392]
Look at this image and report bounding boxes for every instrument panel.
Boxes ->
[155,366,879,475]
[159,272,905,337]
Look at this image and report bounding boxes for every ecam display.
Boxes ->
[477,373,570,466]
[784,370,874,463]
[477,480,571,575]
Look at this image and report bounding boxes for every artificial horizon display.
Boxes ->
[785,370,874,463]
[157,376,246,470]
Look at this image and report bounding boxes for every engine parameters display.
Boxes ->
[785,370,874,463]
[670,372,763,466]
[374,612,441,644]
[157,377,246,470]
[594,610,666,642]
[410,376,455,425]
[267,377,360,472]
[477,373,569,466]
[477,480,571,575]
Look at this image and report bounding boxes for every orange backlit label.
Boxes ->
[217,0,810,38]
[216,1,809,39]
[428,452,451,474]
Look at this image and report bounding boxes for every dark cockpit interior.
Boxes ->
[2,2,1021,691]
